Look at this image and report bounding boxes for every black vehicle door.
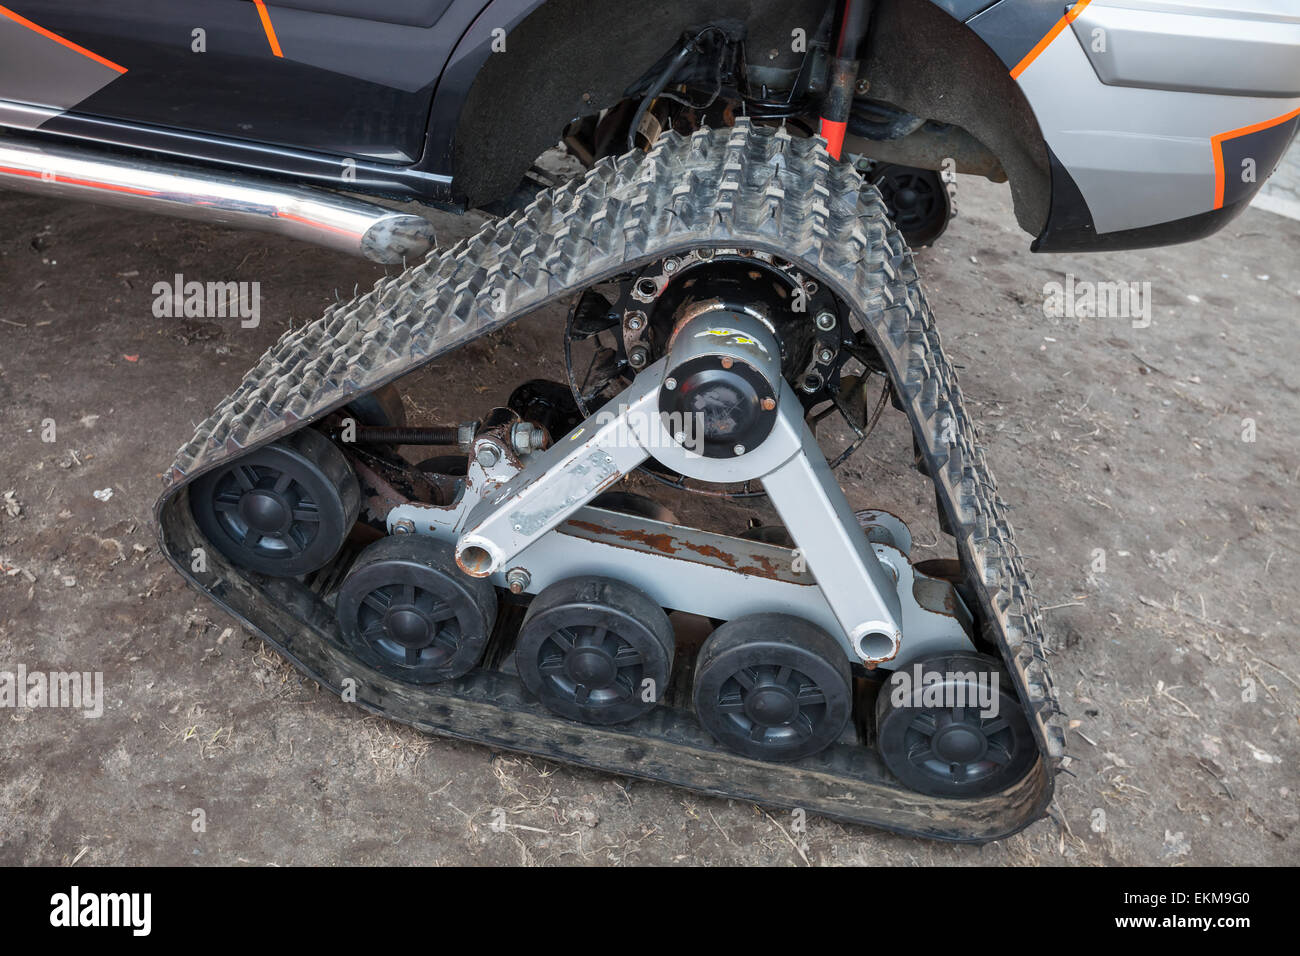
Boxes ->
[0,1,469,163]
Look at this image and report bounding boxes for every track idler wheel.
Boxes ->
[875,652,1037,798]
[189,428,359,577]
[693,614,852,762]
[335,535,498,682]
[516,577,675,725]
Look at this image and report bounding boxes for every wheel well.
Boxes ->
[859,0,1050,236]
[451,0,819,206]
[451,0,1050,236]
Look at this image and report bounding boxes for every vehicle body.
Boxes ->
[2,0,1297,253]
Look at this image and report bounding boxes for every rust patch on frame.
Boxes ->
[562,516,810,584]
[566,519,680,555]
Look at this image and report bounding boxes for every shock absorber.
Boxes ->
[819,0,875,160]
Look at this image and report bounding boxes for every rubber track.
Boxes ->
[157,120,1066,840]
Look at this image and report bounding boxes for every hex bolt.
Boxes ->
[733,444,746,456]
[625,311,646,331]
[511,422,545,453]
[392,519,415,535]
[818,347,835,364]
[815,311,837,331]
[662,257,680,274]
[663,377,677,391]
[506,568,531,595]
[761,397,776,411]
[628,346,649,368]
[478,444,500,467]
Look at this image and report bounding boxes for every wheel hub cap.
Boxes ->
[566,646,616,686]
[932,721,986,763]
[385,607,432,648]
[745,684,797,725]
[239,489,290,533]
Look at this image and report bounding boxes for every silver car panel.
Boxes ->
[1071,0,1300,97]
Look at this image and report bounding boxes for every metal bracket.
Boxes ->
[449,359,906,664]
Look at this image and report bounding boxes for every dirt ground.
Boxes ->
[1,168,1296,866]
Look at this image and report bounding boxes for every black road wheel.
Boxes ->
[189,428,359,577]
[875,652,1037,798]
[517,577,674,725]
[335,535,497,683]
[871,164,951,248]
[693,614,852,762]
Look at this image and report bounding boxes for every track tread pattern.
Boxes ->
[161,120,1065,821]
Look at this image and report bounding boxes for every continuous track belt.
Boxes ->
[155,121,1067,842]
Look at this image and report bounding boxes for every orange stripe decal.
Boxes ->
[1009,0,1093,81]
[253,0,283,58]
[0,4,126,73]
[1211,105,1300,209]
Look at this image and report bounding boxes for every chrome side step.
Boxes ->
[0,136,436,264]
